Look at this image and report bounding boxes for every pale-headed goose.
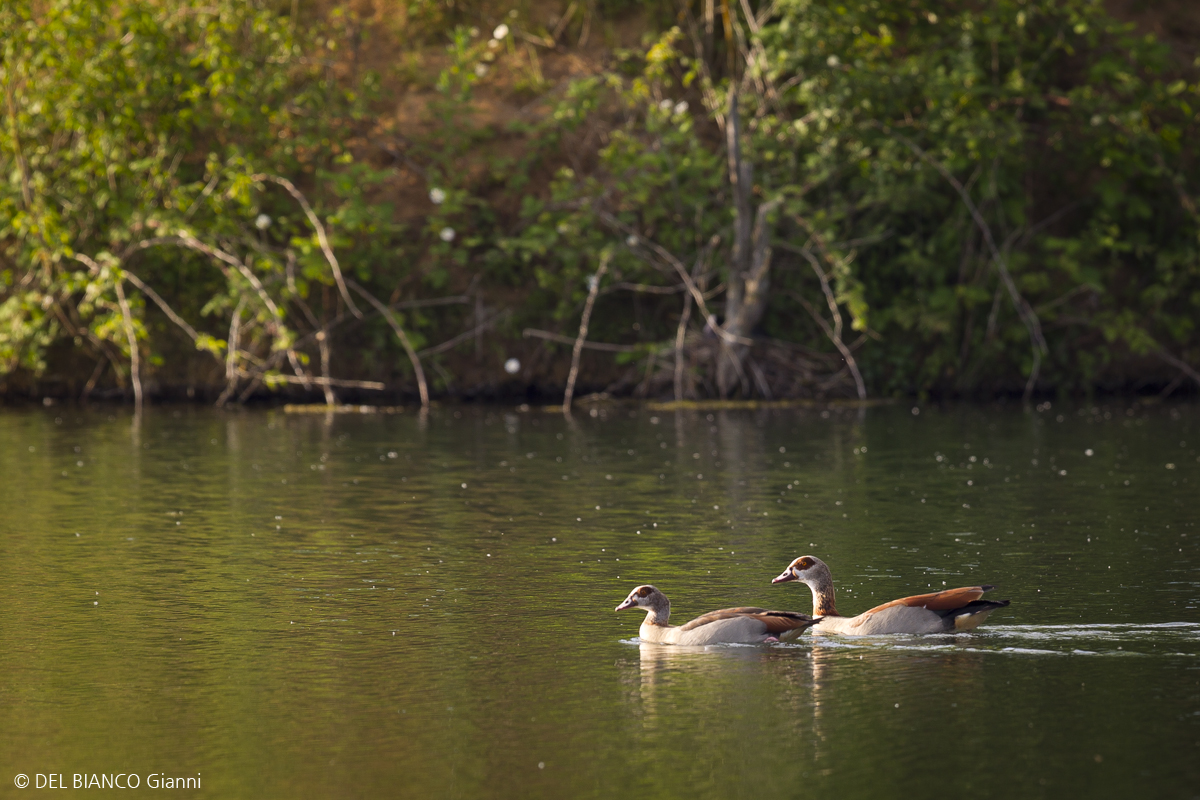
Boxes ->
[771,555,1010,635]
[616,584,820,645]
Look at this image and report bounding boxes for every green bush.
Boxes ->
[3,0,1198,402]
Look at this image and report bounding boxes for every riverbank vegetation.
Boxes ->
[2,0,1199,406]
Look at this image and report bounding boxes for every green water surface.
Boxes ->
[1,402,1197,798]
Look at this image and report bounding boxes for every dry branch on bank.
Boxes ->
[563,253,610,414]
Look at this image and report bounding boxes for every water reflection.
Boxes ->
[0,402,1196,798]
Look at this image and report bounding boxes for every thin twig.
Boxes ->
[112,280,143,412]
[895,135,1047,401]
[1159,372,1186,399]
[217,297,246,406]
[236,370,384,390]
[349,281,428,408]
[81,357,107,402]
[1035,284,1098,314]
[417,309,509,358]
[254,174,362,318]
[675,0,726,127]
[635,350,659,398]
[788,286,864,400]
[600,281,686,296]
[316,330,336,406]
[1157,349,1200,390]
[72,253,145,409]
[236,374,264,404]
[985,285,1004,343]
[5,82,33,209]
[675,254,703,401]
[552,1,577,42]
[787,251,864,398]
[563,253,610,414]
[122,269,199,341]
[183,173,219,220]
[788,220,868,399]
[522,329,639,352]
[748,358,772,398]
[131,235,282,322]
[598,211,751,346]
[287,349,313,390]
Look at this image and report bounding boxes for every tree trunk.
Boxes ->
[717,84,777,397]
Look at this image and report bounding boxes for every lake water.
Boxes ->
[1,401,1197,798]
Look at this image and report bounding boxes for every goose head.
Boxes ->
[771,555,830,587]
[615,584,670,623]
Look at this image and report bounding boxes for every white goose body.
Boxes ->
[616,585,819,645]
[772,556,1011,636]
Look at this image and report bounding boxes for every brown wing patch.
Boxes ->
[749,610,821,634]
[680,607,817,633]
[859,586,991,620]
[679,607,767,630]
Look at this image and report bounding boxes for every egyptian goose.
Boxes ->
[616,584,820,645]
[771,556,1010,635]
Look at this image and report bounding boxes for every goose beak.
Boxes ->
[771,570,798,584]
[615,598,637,611]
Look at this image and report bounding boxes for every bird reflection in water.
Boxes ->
[623,636,993,779]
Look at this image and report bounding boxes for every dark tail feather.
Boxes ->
[946,599,1010,631]
[963,599,1011,611]
[934,598,1011,620]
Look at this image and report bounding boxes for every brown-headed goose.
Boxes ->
[771,556,1010,635]
[616,584,820,645]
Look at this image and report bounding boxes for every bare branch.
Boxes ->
[522,328,639,352]
[121,269,199,341]
[748,358,772,398]
[72,252,145,409]
[726,84,753,288]
[236,370,385,390]
[675,0,726,127]
[131,235,282,322]
[394,295,473,310]
[254,173,362,318]
[675,255,703,402]
[1152,150,1199,220]
[286,349,314,390]
[895,135,1047,401]
[417,309,509,358]
[1035,284,1098,314]
[316,330,337,406]
[788,242,867,399]
[551,2,578,42]
[563,253,610,414]
[217,297,246,406]
[1157,349,1200,390]
[183,173,219,220]
[81,356,107,402]
[600,281,686,296]
[4,82,33,209]
[349,281,428,409]
[597,211,752,346]
[112,279,143,412]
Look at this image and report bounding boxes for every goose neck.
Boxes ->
[806,571,839,617]
[643,596,670,626]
